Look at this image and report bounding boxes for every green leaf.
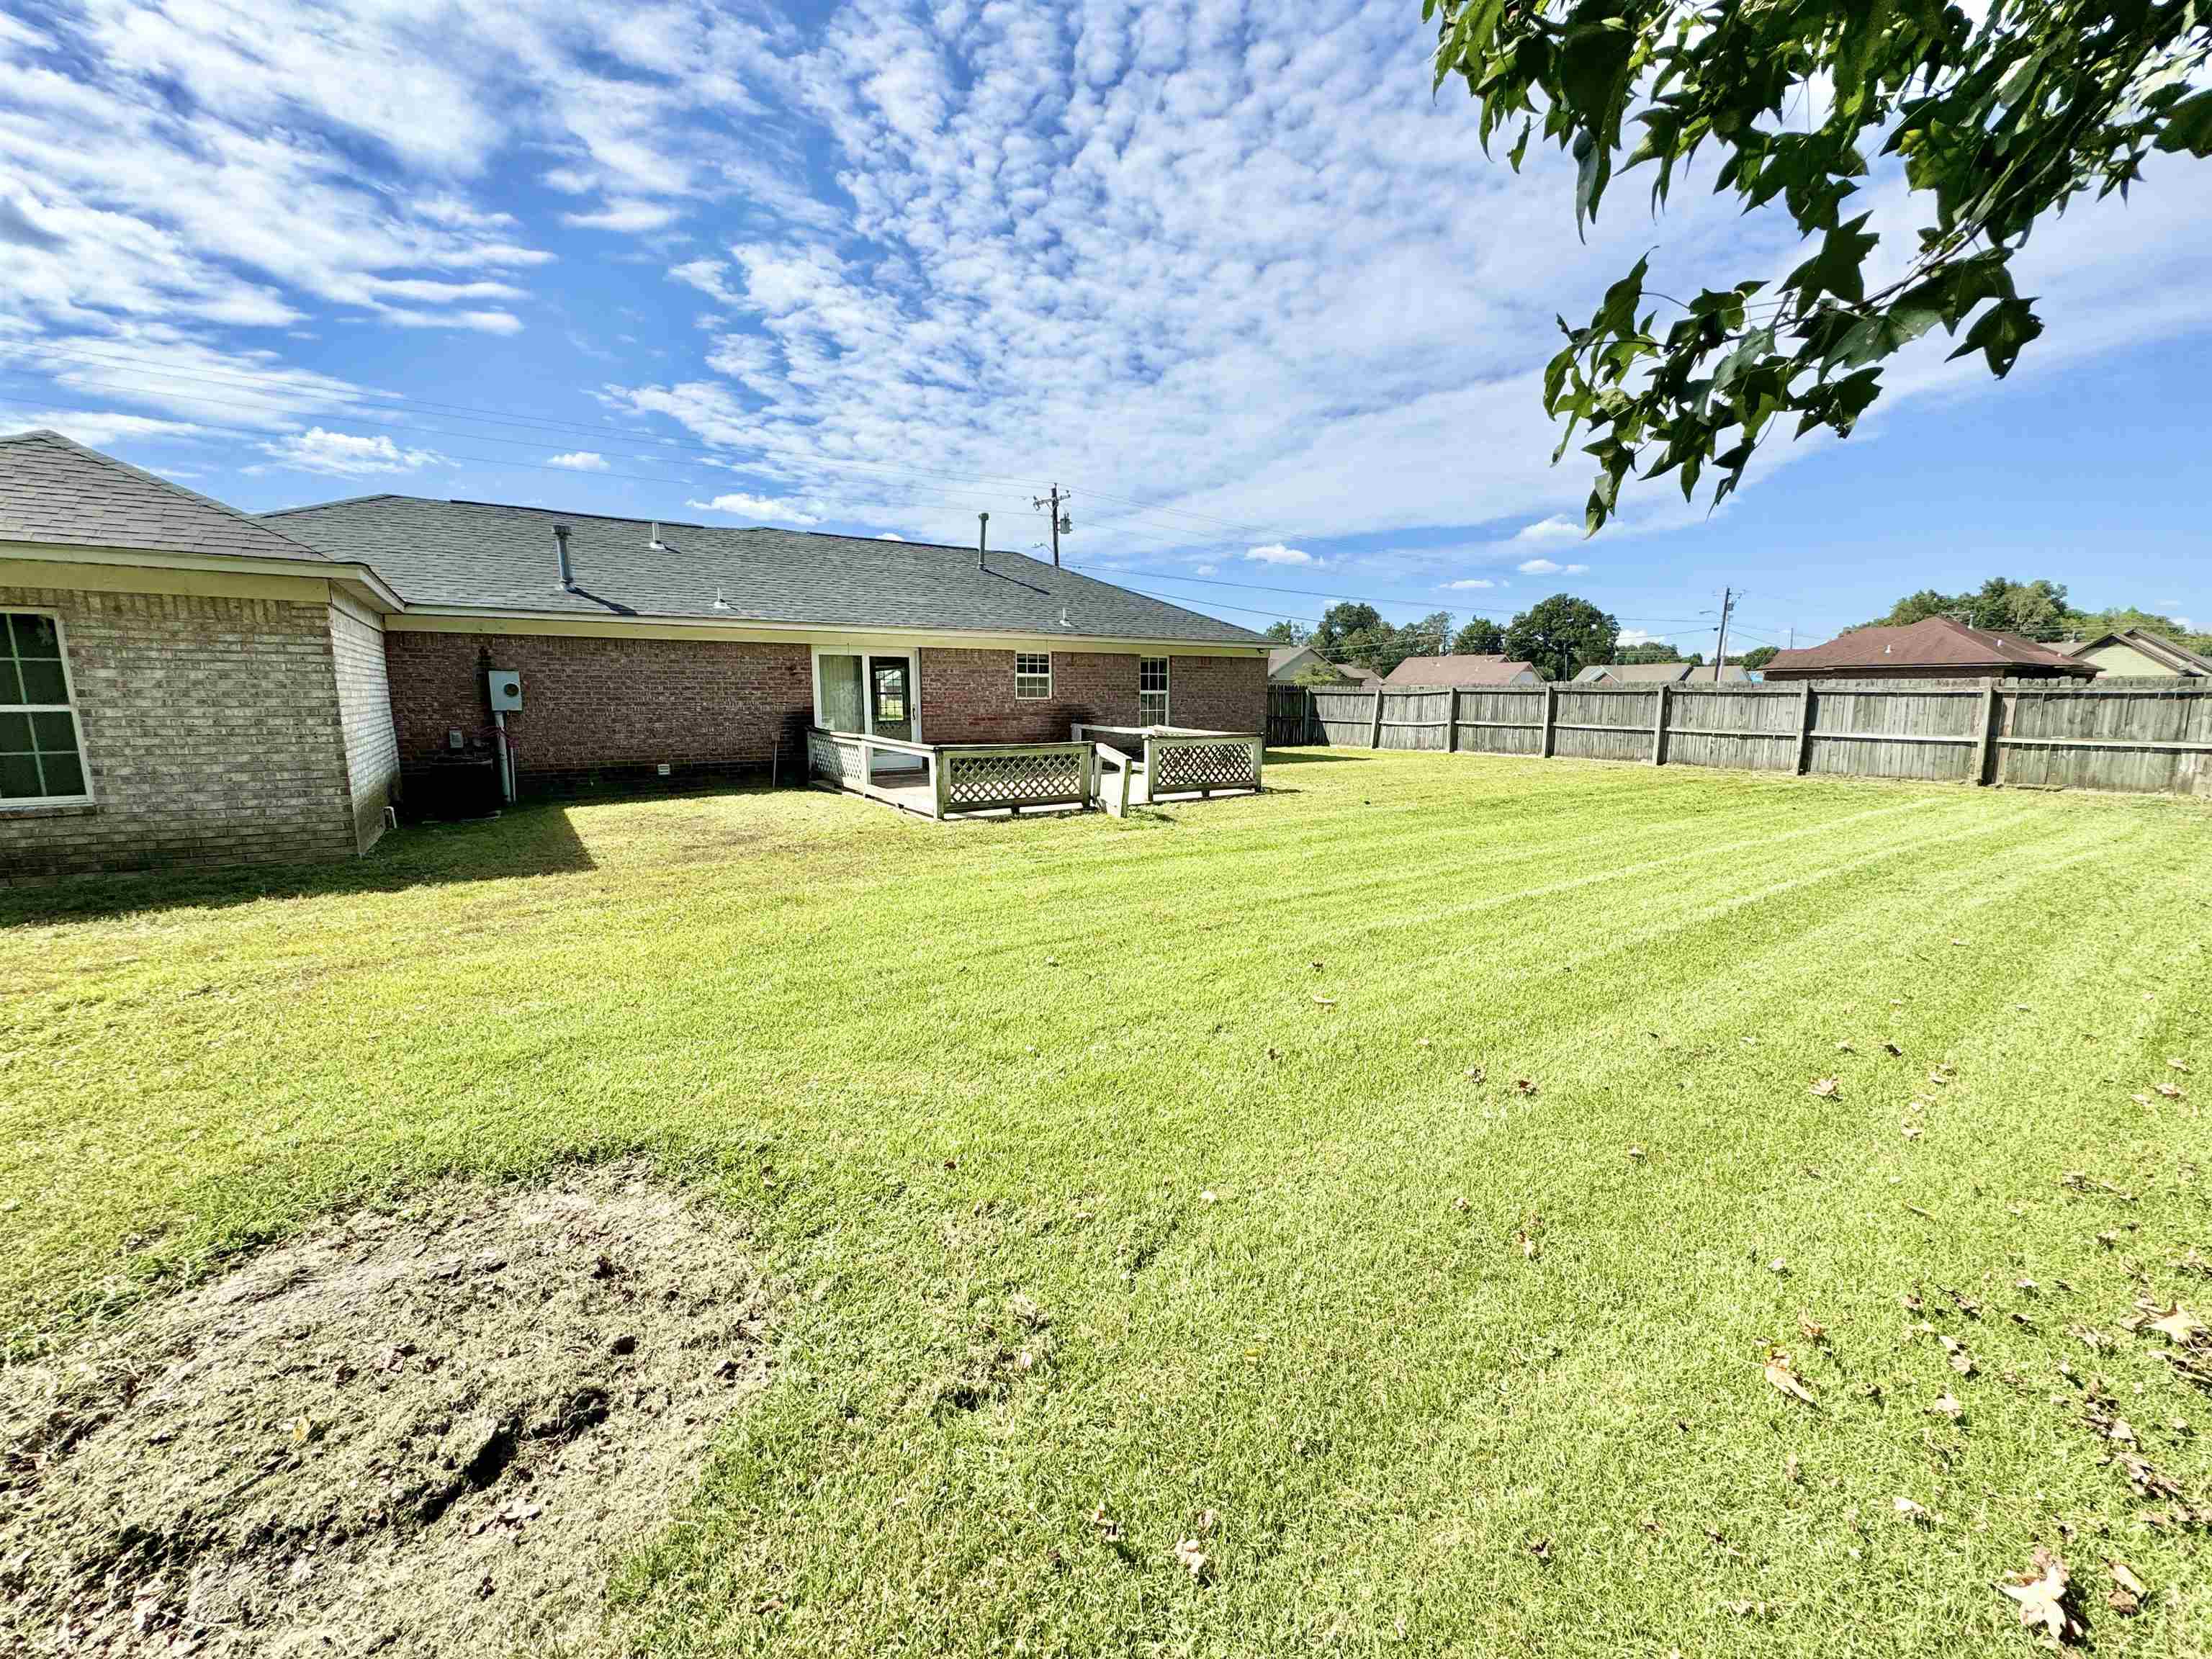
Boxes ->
[1783,213,1879,310]
[1948,296,2043,377]
[2154,89,2212,157]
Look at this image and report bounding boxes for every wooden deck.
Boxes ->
[806,725,1265,820]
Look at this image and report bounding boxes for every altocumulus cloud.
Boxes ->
[257,429,448,477]
[547,451,608,470]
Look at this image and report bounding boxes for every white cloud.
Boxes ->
[547,451,608,470]
[1617,629,1660,648]
[0,407,202,446]
[1514,516,1586,544]
[876,531,905,540]
[1194,563,1218,575]
[258,428,447,477]
[687,491,821,526]
[561,200,682,233]
[1246,543,1317,567]
[2176,616,2195,631]
[1444,577,1495,590]
[1516,557,1591,575]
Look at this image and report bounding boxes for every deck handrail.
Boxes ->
[806,725,935,758]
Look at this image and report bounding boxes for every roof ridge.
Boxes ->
[261,492,413,518]
[8,428,331,561]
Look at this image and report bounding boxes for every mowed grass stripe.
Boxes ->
[2,752,2207,1658]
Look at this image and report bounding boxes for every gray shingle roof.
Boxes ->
[0,429,331,565]
[264,495,1267,644]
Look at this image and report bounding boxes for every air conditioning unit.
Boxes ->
[487,670,522,711]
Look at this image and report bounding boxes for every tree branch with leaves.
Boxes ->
[1428,0,2212,532]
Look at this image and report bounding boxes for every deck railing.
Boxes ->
[806,728,1092,819]
[1071,724,1267,804]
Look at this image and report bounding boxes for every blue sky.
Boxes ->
[1,0,2206,653]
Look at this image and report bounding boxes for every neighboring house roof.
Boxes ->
[2061,626,2212,676]
[264,495,1267,644]
[1762,616,2097,678]
[1382,654,1537,687]
[1335,662,1383,684]
[1269,644,1349,680]
[1575,662,1751,683]
[0,428,331,565]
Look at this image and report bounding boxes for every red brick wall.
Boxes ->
[918,648,1267,742]
[382,630,814,796]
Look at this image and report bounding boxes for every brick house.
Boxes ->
[3,433,1269,878]
[1761,616,2100,683]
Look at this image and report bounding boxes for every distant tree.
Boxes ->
[1740,645,1780,671]
[1314,602,1385,656]
[1293,662,1349,687]
[1863,577,2074,639]
[1452,616,1506,655]
[1506,593,1619,682]
[1616,642,1688,665]
[1263,619,1305,644]
[1406,611,1454,658]
[2074,606,2212,653]
[1336,621,1405,677]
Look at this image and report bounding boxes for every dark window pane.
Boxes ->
[9,613,60,658]
[0,661,20,706]
[0,712,28,751]
[16,657,66,703]
[30,711,75,751]
[0,753,42,799]
[38,750,84,798]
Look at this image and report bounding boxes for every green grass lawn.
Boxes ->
[4,752,2209,1655]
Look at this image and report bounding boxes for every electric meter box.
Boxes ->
[487,670,522,711]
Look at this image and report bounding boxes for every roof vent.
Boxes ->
[711,586,731,612]
[1058,605,1070,629]
[977,511,989,572]
[554,523,575,591]
[649,520,664,551]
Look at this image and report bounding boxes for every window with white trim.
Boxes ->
[1013,652,1052,700]
[1138,656,1170,726]
[0,611,90,804]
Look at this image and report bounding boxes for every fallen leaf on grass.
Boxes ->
[1464,1066,1486,1084]
[1310,995,1338,1007]
[1172,1538,1210,1580]
[1892,1496,1931,1526]
[1902,1123,1922,1141]
[1809,1077,1840,1098]
[2108,1561,2146,1616]
[1513,1078,1538,1097]
[1928,1393,1964,1421]
[2154,1082,2185,1100]
[1089,1503,1122,1542]
[1939,1334,1978,1377]
[1927,1066,1954,1087]
[1835,1041,1856,1054]
[1763,1353,1817,1406]
[1413,1037,1432,1049]
[1524,1534,1552,1562]
[2172,1058,2192,1074]
[1999,1549,2083,1645]
[1882,1042,1904,1057]
[2143,1303,2205,1344]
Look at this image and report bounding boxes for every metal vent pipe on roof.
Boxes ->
[978,511,989,572]
[554,523,574,590]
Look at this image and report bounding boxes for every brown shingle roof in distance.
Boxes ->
[1762,616,2096,678]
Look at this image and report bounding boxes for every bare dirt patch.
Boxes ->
[0,1162,766,1656]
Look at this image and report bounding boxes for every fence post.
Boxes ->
[1990,677,2008,787]
[1650,683,1669,766]
[1540,683,1558,758]
[1370,687,1385,750]
[1448,685,1460,755]
[1793,683,1814,775]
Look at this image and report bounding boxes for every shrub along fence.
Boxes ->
[1266,677,2212,797]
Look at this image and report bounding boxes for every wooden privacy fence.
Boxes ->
[1266,678,2212,797]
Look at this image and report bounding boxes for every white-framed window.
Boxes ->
[1,610,91,806]
[1138,656,1170,727]
[1014,652,1052,700]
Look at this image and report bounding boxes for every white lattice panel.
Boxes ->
[1151,739,1256,794]
[945,750,1084,808]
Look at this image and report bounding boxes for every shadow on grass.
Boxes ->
[1,800,598,926]
[1262,748,1376,766]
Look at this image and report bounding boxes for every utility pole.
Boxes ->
[1032,484,1071,567]
[1712,586,1735,681]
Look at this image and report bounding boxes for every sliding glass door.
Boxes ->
[814,649,920,743]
